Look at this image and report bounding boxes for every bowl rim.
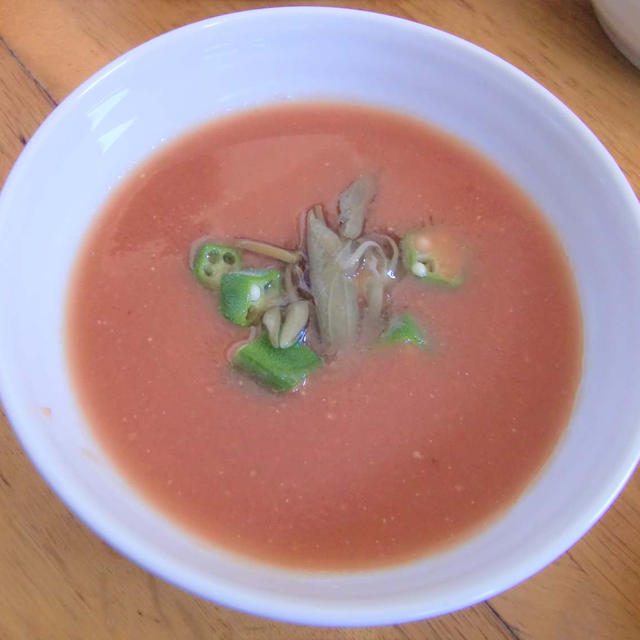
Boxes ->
[1,5,640,627]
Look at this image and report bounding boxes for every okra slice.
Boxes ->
[380,314,428,348]
[232,332,322,392]
[192,242,242,289]
[219,269,283,326]
[400,229,464,287]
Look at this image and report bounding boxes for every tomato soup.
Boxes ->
[67,103,581,570]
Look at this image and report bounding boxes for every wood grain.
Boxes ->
[1,1,639,638]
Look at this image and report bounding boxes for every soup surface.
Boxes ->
[68,103,581,570]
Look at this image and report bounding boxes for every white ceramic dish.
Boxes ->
[592,0,640,70]
[1,7,640,627]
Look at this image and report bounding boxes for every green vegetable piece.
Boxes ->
[380,314,427,348]
[233,332,322,392]
[219,269,283,326]
[192,242,242,289]
[400,229,465,287]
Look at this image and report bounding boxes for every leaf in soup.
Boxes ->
[307,207,359,348]
[307,204,340,253]
[360,273,385,342]
[364,273,384,320]
[324,268,360,347]
[338,173,376,240]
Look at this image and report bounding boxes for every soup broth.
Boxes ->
[68,103,581,570]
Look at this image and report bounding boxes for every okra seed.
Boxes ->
[412,262,427,278]
[249,284,262,302]
[207,251,220,264]
[223,252,236,265]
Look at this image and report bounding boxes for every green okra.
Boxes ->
[192,242,242,289]
[400,229,465,288]
[219,269,283,326]
[232,332,322,392]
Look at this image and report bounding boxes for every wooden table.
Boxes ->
[1,1,639,638]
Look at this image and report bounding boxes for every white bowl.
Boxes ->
[592,0,640,70]
[1,7,640,627]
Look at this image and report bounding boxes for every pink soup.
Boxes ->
[67,103,582,570]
